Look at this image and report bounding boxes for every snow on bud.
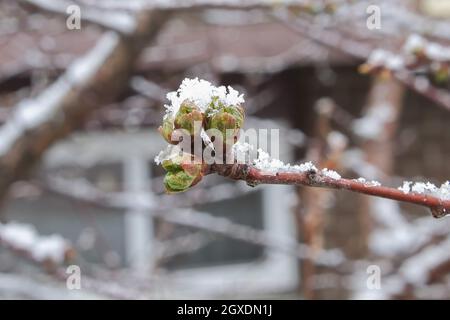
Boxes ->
[206,105,245,146]
[156,78,246,191]
[174,99,204,137]
[162,153,205,193]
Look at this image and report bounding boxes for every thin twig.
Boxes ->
[210,164,450,218]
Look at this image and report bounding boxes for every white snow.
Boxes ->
[327,131,348,150]
[398,181,412,194]
[253,148,318,175]
[343,149,380,180]
[0,222,35,250]
[352,103,395,139]
[321,168,341,180]
[0,32,119,156]
[411,182,437,194]
[25,0,136,34]
[0,222,69,264]
[386,55,404,71]
[400,237,450,285]
[367,49,404,71]
[425,43,450,62]
[354,178,381,187]
[200,128,215,150]
[369,197,414,257]
[154,144,182,165]
[66,33,119,83]
[31,235,68,264]
[368,49,390,66]
[398,180,450,200]
[164,77,244,117]
[232,141,254,164]
[403,34,450,62]
[403,34,426,53]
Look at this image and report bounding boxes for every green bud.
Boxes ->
[164,170,197,193]
[174,100,204,136]
[158,116,176,144]
[206,105,244,145]
[162,153,204,193]
[161,155,183,172]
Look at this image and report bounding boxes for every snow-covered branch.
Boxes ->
[70,0,347,11]
[207,159,450,218]
[155,78,450,218]
[0,222,73,267]
[360,35,450,111]
[272,9,450,112]
[21,0,137,34]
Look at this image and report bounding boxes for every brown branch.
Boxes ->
[209,164,450,218]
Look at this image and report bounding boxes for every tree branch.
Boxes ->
[0,10,168,206]
[209,164,450,218]
[271,10,450,112]
[0,221,74,270]
[21,0,137,34]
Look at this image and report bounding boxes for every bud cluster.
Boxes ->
[157,78,245,193]
[161,153,206,193]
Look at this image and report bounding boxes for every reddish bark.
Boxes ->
[210,164,450,218]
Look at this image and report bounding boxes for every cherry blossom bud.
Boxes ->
[206,105,244,145]
[174,100,204,137]
[162,153,205,193]
[158,116,176,144]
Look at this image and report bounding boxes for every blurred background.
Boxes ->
[0,0,449,299]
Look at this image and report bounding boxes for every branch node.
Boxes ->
[431,206,448,219]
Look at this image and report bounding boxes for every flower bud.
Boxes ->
[158,116,176,144]
[206,105,244,145]
[162,153,205,193]
[174,100,204,137]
